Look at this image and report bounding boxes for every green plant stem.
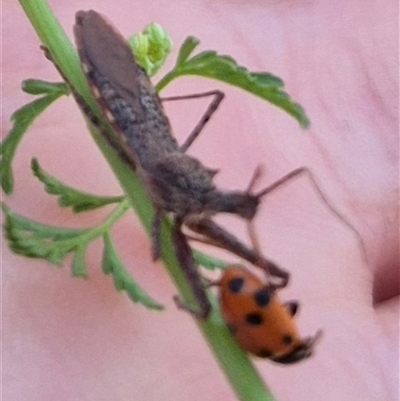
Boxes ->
[81,198,131,243]
[16,1,276,399]
[155,69,178,92]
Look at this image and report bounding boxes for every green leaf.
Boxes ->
[22,79,69,95]
[31,158,124,212]
[2,203,88,265]
[180,51,310,128]
[72,245,88,278]
[102,233,164,310]
[0,91,66,194]
[250,72,284,87]
[175,36,200,66]
[156,49,310,129]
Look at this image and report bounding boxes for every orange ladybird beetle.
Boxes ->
[216,264,321,364]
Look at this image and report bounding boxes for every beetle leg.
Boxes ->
[284,301,299,316]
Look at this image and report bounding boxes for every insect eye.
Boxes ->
[228,277,244,293]
[254,289,270,307]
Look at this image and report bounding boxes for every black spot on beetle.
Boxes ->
[254,289,270,307]
[256,348,273,358]
[245,312,264,325]
[282,334,293,345]
[228,277,244,293]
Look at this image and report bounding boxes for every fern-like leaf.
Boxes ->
[31,158,124,212]
[102,233,164,310]
[1,80,68,194]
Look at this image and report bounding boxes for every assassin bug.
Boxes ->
[41,10,268,318]
[44,10,364,318]
[71,10,365,264]
[212,225,322,364]
[73,11,364,260]
[73,10,263,262]
[70,10,295,315]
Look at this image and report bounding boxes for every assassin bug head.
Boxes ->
[207,165,265,220]
[216,224,322,364]
[218,164,297,221]
[204,190,260,220]
[235,165,265,220]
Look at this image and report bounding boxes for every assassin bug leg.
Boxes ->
[150,89,224,261]
[186,217,290,287]
[171,219,211,319]
[161,90,225,152]
[73,10,263,228]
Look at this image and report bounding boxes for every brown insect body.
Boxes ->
[41,10,291,320]
[74,10,259,222]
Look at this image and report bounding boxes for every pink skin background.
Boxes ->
[2,1,399,400]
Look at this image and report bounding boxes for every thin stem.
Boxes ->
[154,69,180,92]
[74,198,131,244]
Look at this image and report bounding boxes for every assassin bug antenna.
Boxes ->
[252,167,367,262]
[245,165,264,195]
[187,165,367,288]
